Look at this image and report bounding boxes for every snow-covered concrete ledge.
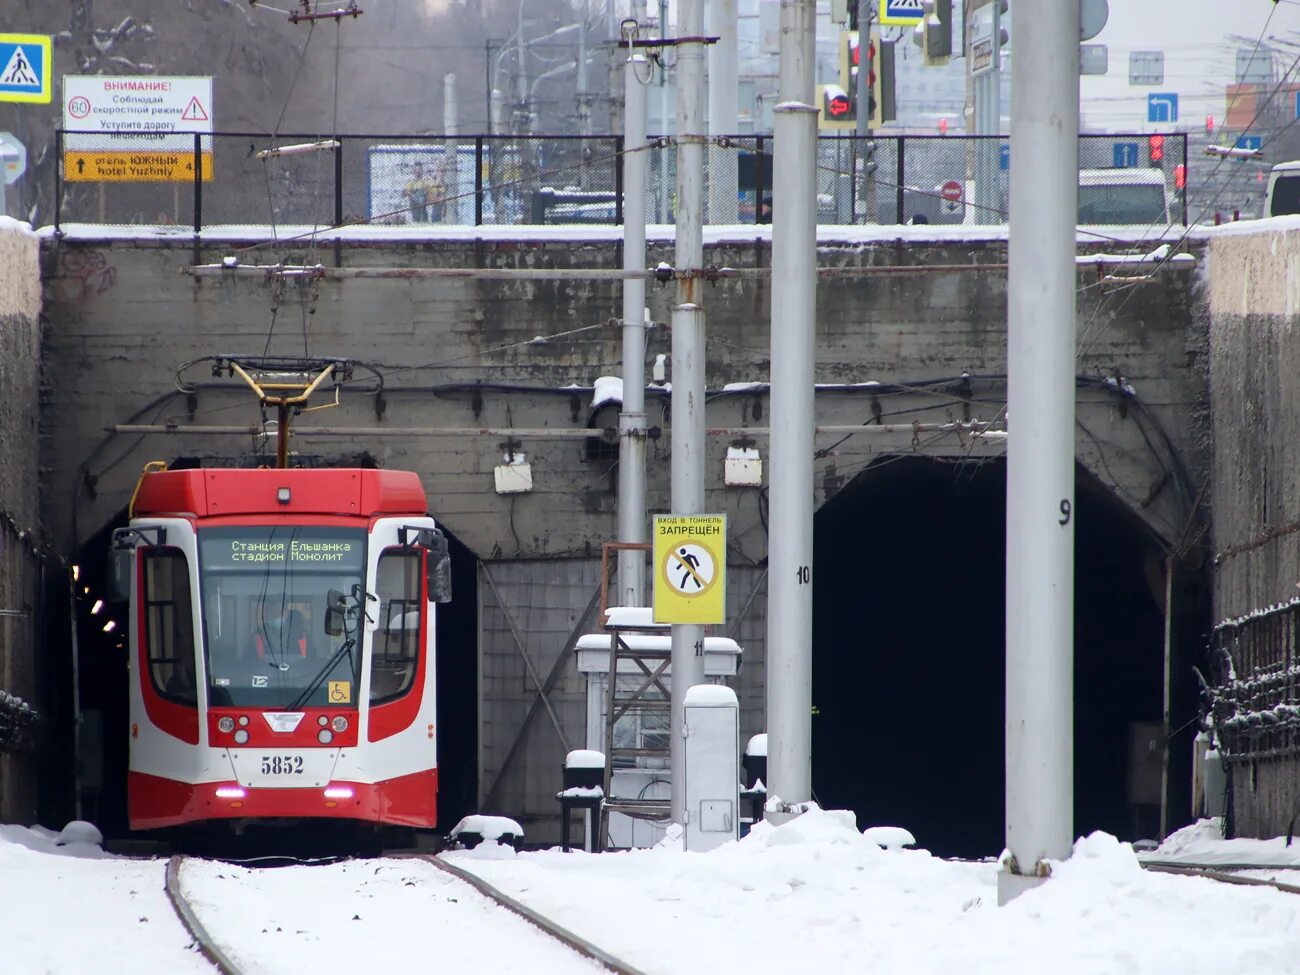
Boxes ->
[39,220,1194,247]
[0,216,39,321]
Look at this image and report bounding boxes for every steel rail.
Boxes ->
[163,855,244,975]
[1140,860,1300,895]
[421,854,652,975]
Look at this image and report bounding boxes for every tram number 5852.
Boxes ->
[261,756,305,775]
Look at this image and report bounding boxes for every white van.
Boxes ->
[1077,168,1172,225]
[1264,161,1300,217]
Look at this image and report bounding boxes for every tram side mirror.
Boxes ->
[428,551,452,604]
[324,588,346,637]
[107,530,135,603]
[422,529,452,604]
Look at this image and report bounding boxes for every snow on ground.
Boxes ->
[3,812,1300,974]
[451,809,1300,975]
[181,856,600,975]
[0,823,213,974]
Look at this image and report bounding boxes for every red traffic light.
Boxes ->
[1174,164,1186,189]
[1148,134,1165,162]
[828,94,852,118]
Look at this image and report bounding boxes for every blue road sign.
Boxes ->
[999,142,1010,171]
[1147,92,1178,124]
[0,34,51,104]
[1235,134,1262,162]
[879,0,924,26]
[1112,142,1139,168]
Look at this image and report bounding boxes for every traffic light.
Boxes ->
[823,84,855,123]
[859,35,876,121]
[912,0,952,66]
[1174,164,1186,190]
[1149,134,1165,168]
[872,36,896,127]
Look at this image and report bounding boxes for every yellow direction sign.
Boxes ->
[63,150,213,183]
[653,514,726,624]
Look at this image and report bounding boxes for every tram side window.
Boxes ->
[142,549,198,707]
[371,548,422,705]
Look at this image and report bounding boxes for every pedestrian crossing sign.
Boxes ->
[879,0,924,26]
[652,514,726,624]
[0,35,51,104]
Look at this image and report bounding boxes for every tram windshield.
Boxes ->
[198,526,366,709]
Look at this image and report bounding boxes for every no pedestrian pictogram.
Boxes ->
[652,514,726,624]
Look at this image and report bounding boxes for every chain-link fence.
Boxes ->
[55,131,1188,231]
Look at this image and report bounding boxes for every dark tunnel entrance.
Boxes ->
[65,467,480,840]
[811,455,1182,859]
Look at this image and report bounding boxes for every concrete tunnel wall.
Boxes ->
[39,233,1209,560]
[1207,221,1300,838]
[37,230,1211,839]
[0,217,44,823]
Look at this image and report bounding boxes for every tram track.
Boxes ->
[163,852,650,975]
[1140,859,1300,895]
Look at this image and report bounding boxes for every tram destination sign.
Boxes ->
[200,532,365,573]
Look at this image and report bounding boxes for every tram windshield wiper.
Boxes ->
[286,637,357,713]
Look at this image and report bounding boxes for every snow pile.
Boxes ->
[449,814,524,851]
[453,810,1300,975]
[0,822,213,974]
[591,375,622,409]
[0,214,34,236]
[1148,817,1300,866]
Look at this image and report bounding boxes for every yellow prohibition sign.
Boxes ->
[652,513,726,624]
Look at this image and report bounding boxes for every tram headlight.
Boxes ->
[238,715,249,727]
[318,715,328,727]
[331,716,348,733]
[234,729,250,744]
[318,729,334,744]
[217,716,235,734]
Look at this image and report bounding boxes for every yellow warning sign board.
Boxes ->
[63,150,212,183]
[652,514,726,624]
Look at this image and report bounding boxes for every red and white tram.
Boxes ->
[109,465,451,832]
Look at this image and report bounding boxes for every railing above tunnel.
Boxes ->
[52,130,1191,233]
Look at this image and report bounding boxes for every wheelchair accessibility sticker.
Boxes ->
[328,680,351,704]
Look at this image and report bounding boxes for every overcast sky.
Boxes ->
[1074,0,1300,131]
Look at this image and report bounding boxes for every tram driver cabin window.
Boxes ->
[142,549,198,706]
[372,548,422,704]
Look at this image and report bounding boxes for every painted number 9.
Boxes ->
[1058,499,1071,526]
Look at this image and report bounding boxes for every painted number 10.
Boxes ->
[796,565,811,584]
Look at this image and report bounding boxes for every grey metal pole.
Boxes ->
[669,0,708,828]
[618,25,650,609]
[765,0,817,820]
[444,73,459,225]
[515,1,529,134]
[855,0,871,139]
[854,0,874,222]
[708,0,739,223]
[999,0,1078,905]
[972,0,1002,220]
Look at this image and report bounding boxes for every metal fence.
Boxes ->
[54,130,1189,231]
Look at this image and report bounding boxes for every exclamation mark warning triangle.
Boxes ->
[181,96,208,121]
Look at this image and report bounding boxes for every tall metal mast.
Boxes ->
[765,0,818,817]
